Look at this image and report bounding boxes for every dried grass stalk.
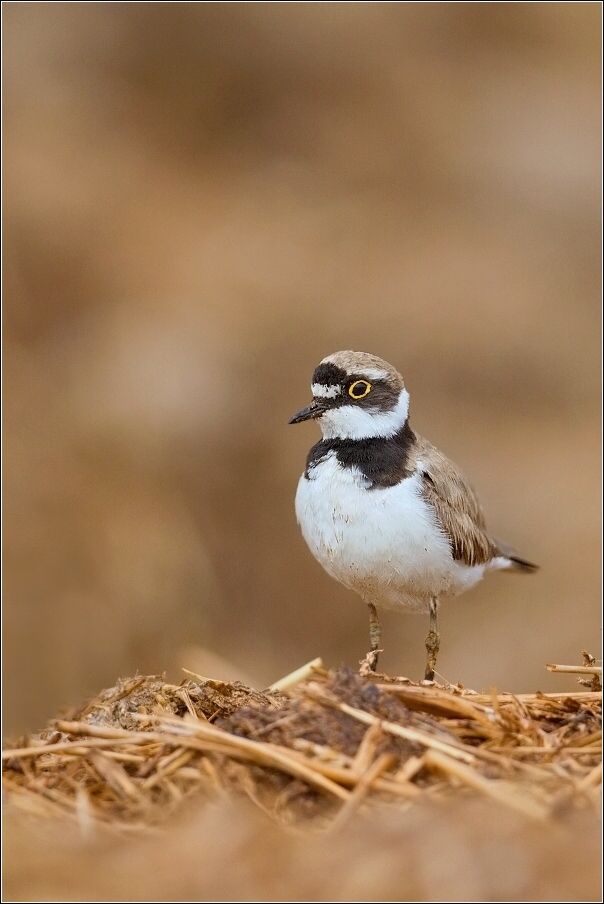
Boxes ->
[3,657,601,830]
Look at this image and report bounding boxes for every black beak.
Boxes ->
[288,400,327,424]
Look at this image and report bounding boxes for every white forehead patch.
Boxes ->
[312,383,341,399]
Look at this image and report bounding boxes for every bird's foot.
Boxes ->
[424,629,440,682]
[359,648,383,676]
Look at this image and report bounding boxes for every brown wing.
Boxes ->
[410,435,499,567]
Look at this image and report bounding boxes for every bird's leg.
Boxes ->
[424,597,440,681]
[363,602,382,672]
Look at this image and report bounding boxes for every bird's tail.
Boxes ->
[494,538,539,573]
[507,555,539,574]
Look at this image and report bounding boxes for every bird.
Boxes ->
[289,351,537,681]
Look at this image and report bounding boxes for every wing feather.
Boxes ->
[411,435,499,567]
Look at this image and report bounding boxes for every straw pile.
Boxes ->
[3,653,601,832]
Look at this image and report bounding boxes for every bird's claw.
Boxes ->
[359,648,383,676]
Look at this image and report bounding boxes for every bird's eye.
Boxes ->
[348,380,372,400]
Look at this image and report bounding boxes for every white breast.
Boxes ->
[295,452,485,612]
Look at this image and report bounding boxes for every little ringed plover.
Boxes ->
[289,350,537,680]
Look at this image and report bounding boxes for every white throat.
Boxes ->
[318,388,410,440]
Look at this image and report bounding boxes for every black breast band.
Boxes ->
[305,421,415,489]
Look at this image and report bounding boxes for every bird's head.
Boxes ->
[289,351,409,440]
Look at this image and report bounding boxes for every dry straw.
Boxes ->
[3,653,601,832]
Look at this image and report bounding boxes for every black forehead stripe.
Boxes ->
[312,363,391,390]
[312,362,348,386]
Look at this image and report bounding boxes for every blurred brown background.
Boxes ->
[3,2,600,734]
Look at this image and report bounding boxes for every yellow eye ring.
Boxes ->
[348,380,372,400]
